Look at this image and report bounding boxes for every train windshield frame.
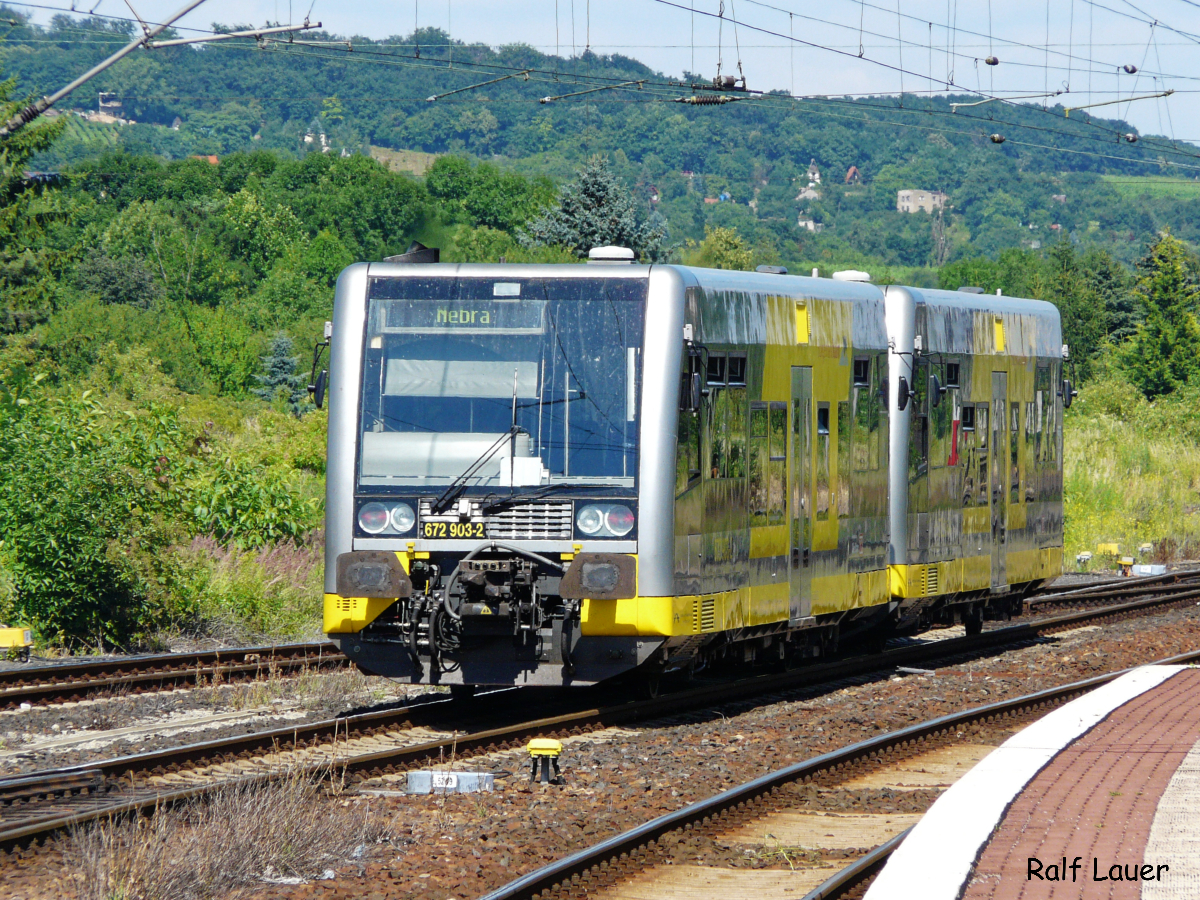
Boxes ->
[357,275,646,492]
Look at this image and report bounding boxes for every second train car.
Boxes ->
[319,250,1065,687]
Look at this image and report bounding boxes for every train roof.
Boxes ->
[885,285,1063,359]
[903,286,1061,322]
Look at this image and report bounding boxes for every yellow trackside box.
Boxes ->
[0,627,32,661]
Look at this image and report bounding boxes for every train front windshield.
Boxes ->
[358,275,646,490]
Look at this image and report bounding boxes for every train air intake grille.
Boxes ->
[487,502,573,539]
[693,597,717,632]
[418,500,573,540]
[925,567,939,596]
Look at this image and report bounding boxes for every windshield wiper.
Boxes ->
[480,482,580,514]
[430,426,520,515]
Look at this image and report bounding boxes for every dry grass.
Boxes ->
[191,662,394,718]
[65,769,396,900]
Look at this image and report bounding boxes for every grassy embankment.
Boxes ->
[1063,376,1200,568]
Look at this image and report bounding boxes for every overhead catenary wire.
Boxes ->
[642,0,1197,156]
[14,0,1199,165]
[247,35,1200,168]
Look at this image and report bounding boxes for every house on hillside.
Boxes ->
[806,159,821,184]
[797,217,824,233]
[845,165,861,184]
[796,185,820,202]
[896,189,948,214]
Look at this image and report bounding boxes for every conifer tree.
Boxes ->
[1124,231,1200,400]
[253,332,307,415]
[521,156,666,260]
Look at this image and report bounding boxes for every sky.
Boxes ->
[18,0,1200,142]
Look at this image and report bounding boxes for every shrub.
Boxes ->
[189,455,321,548]
[0,392,192,644]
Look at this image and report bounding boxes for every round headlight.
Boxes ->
[358,502,390,534]
[605,505,635,537]
[576,504,604,535]
[390,502,416,532]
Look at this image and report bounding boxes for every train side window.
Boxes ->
[853,358,870,386]
[908,362,929,483]
[945,362,960,387]
[960,404,976,506]
[872,356,885,471]
[816,404,831,518]
[1010,402,1021,504]
[837,401,851,516]
[707,353,726,385]
[1025,401,1038,502]
[728,387,748,478]
[727,354,747,386]
[975,404,989,505]
[840,405,849,518]
[853,379,871,472]
[768,402,787,524]
[749,403,768,522]
[930,379,952,468]
[676,406,701,496]
[709,387,728,478]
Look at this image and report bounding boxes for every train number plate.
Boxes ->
[421,521,486,539]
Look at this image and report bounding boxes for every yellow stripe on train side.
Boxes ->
[580,569,891,637]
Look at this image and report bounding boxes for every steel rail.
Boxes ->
[1027,567,1200,606]
[0,642,346,708]
[2,584,1197,851]
[480,645,1200,900]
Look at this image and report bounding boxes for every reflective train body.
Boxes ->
[322,261,1064,686]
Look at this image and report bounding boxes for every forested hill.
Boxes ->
[5,7,1200,267]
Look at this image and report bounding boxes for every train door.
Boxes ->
[990,372,1008,587]
[790,367,814,622]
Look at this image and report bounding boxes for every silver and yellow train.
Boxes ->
[320,250,1065,687]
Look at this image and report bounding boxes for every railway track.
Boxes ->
[2,582,1198,855]
[0,642,348,709]
[0,570,1188,712]
[481,644,1200,900]
[1024,566,1200,614]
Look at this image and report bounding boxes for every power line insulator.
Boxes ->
[675,94,742,105]
[985,56,999,66]
[1125,133,1139,143]
[1123,64,1138,74]
[711,74,747,92]
[990,133,1006,144]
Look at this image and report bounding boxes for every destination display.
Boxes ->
[380,298,546,334]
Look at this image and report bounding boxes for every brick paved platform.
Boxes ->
[864,666,1200,900]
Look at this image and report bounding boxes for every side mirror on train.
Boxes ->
[1061,379,1077,409]
[311,369,328,409]
[680,371,702,412]
[929,374,947,408]
[897,376,913,411]
[308,328,331,410]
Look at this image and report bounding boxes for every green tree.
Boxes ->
[253,332,306,414]
[522,156,665,260]
[74,249,161,307]
[1123,232,1200,399]
[302,229,353,286]
[1045,238,1106,379]
[682,225,755,270]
